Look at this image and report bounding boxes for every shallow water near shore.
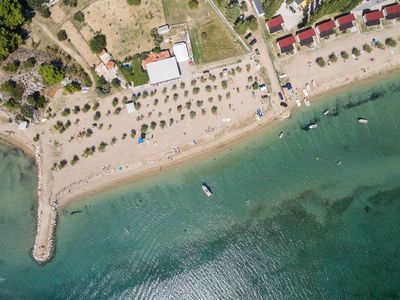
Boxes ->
[1,74,400,298]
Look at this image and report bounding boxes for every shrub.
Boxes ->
[211,106,218,114]
[93,111,101,121]
[328,52,337,63]
[150,121,157,130]
[2,60,19,72]
[57,30,68,41]
[72,105,80,114]
[58,159,68,169]
[193,87,200,94]
[221,80,228,89]
[340,51,349,60]
[0,80,25,101]
[196,100,203,107]
[82,103,91,112]
[70,155,79,165]
[188,0,198,9]
[185,101,192,110]
[127,0,141,4]
[63,0,77,7]
[38,64,65,85]
[352,47,361,57]
[22,57,36,69]
[140,124,148,132]
[385,38,397,47]
[190,111,196,119]
[363,43,372,53]
[315,57,326,67]
[74,11,85,22]
[61,108,71,117]
[65,81,81,94]
[89,34,107,53]
[112,97,119,107]
[160,120,166,128]
[98,141,108,152]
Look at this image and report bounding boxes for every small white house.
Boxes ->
[157,24,170,35]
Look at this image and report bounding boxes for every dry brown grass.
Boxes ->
[82,0,165,60]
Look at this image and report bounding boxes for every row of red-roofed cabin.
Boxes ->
[274,2,400,54]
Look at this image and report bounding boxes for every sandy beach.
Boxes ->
[1,20,400,263]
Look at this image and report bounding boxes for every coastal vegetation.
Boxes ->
[307,0,363,25]
[262,0,284,19]
[0,0,26,60]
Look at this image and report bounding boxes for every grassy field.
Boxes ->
[163,0,245,64]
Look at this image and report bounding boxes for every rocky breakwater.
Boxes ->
[32,145,58,263]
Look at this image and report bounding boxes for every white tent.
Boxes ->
[173,42,190,63]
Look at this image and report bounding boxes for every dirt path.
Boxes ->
[32,19,96,86]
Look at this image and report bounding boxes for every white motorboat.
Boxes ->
[308,123,318,129]
[202,184,213,197]
[358,118,368,124]
[279,131,284,139]
[304,98,310,107]
[323,110,329,115]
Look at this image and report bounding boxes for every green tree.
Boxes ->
[316,57,326,67]
[63,0,77,7]
[340,51,349,60]
[89,33,107,53]
[246,16,258,32]
[38,64,65,85]
[385,38,397,47]
[234,21,248,35]
[64,81,81,93]
[74,11,85,22]
[226,3,241,23]
[57,30,68,41]
[0,0,25,60]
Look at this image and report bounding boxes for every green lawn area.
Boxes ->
[163,0,245,64]
[119,56,149,86]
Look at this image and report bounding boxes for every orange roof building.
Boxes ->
[142,50,171,70]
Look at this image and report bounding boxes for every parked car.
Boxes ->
[245,32,252,40]
[249,39,257,46]
[289,5,296,13]
[255,48,260,55]
[278,92,284,101]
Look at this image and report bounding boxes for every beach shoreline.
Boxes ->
[58,64,400,209]
[1,23,400,263]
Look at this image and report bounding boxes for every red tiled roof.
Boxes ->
[277,35,296,48]
[385,3,400,15]
[142,50,171,70]
[297,28,316,41]
[365,10,384,21]
[266,15,284,30]
[336,13,355,25]
[316,20,336,32]
[106,60,115,70]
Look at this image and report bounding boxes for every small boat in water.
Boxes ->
[202,184,213,197]
[358,118,368,124]
[323,110,329,115]
[279,131,284,139]
[308,123,318,129]
[304,98,310,107]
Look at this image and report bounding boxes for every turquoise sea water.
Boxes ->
[1,75,400,299]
